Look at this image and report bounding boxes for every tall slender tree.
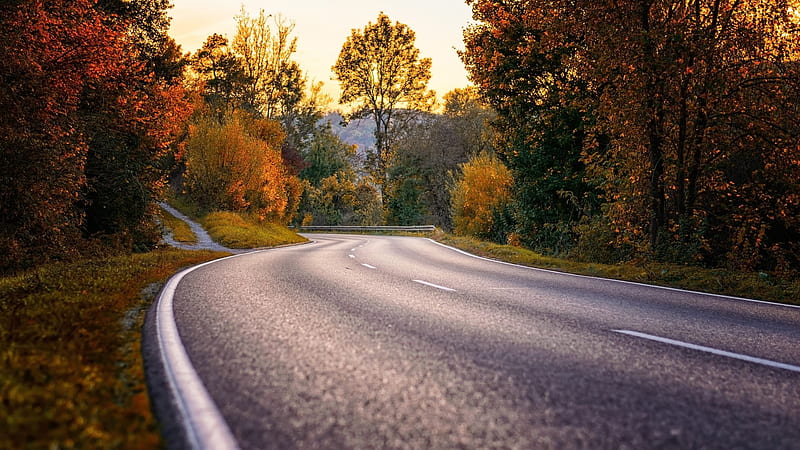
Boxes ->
[333,13,432,195]
[233,9,304,120]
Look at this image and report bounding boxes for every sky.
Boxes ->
[168,0,475,105]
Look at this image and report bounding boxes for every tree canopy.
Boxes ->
[463,0,800,270]
[333,13,433,193]
[0,0,191,270]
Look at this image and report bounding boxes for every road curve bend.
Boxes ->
[146,234,800,449]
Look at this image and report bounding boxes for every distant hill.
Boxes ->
[321,112,375,155]
[320,111,439,156]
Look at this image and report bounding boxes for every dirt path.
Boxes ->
[159,202,238,253]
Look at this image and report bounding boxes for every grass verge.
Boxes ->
[435,233,800,306]
[0,248,229,449]
[201,211,308,249]
[158,206,197,245]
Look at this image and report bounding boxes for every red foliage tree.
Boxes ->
[1,0,193,270]
[0,0,123,268]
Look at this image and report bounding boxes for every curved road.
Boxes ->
[155,234,800,449]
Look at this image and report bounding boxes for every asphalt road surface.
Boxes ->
[158,234,800,449]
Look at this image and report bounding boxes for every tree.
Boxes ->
[233,9,305,120]
[183,110,301,223]
[463,0,800,269]
[192,34,244,117]
[462,1,600,253]
[97,0,173,63]
[81,66,193,246]
[81,0,193,248]
[333,13,432,194]
[228,8,322,176]
[1,0,195,269]
[298,122,358,186]
[388,88,495,229]
[576,0,800,265]
[296,121,383,226]
[280,80,329,173]
[0,0,122,268]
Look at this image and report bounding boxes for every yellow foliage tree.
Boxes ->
[450,152,513,237]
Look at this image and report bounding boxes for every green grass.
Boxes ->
[435,233,800,306]
[0,248,229,449]
[158,206,197,244]
[201,211,308,249]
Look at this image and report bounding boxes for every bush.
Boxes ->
[450,152,513,239]
[183,110,301,223]
[571,215,636,264]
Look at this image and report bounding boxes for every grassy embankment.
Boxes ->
[0,248,229,449]
[166,196,308,249]
[202,211,307,248]
[2,201,308,448]
[157,206,197,244]
[434,232,800,306]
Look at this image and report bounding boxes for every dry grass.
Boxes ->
[0,248,229,449]
[201,211,307,249]
[158,205,197,244]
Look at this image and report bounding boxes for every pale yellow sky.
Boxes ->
[168,1,475,106]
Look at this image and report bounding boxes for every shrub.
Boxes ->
[183,110,301,223]
[450,152,513,240]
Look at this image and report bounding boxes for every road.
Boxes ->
[152,234,800,449]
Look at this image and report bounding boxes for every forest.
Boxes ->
[2,0,799,277]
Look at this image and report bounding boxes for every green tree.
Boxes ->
[296,121,384,226]
[462,2,599,253]
[192,34,245,117]
[333,13,432,194]
[390,88,495,229]
[299,122,357,186]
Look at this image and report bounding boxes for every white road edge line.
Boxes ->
[362,263,377,269]
[612,329,800,373]
[426,239,800,310]
[156,252,265,450]
[413,279,457,292]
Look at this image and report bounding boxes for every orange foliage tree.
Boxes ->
[463,0,800,270]
[183,110,301,223]
[0,0,122,267]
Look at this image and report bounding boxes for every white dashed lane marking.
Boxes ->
[413,280,456,292]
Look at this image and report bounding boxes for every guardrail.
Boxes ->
[296,225,436,233]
